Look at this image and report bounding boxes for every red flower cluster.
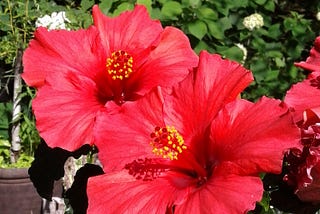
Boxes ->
[22,5,198,151]
[283,36,320,203]
[23,4,302,213]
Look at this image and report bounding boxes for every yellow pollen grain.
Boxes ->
[106,50,133,80]
[150,125,187,160]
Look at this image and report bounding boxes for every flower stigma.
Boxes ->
[106,50,133,80]
[150,126,187,160]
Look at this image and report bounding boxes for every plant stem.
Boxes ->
[10,49,23,163]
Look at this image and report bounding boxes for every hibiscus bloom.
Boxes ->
[294,36,320,73]
[285,72,320,122]
[22,5,198,151]
[87,51,300,213]
[283,72,320,203]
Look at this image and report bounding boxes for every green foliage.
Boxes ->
[0,138,34,168]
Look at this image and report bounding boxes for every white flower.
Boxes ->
[35,11,71,30]
[35,15,52,28]
[316,12,320,21]
[235,43,247,64]
[243,13,264,31]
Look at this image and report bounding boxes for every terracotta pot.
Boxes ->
[0,168,42,214]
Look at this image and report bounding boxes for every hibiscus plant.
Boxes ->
[2,0,320,213]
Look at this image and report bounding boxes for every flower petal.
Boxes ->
[93,87,164,171]
[285,73,320,122]
[296,160,320,203]
[294,36,320,73]
[127,27,198,95]
[210,97,300,175]
[92,5,162,55]
[32,72,104,151]
[164,51,253,138]
[87,171,176,214]
[174,174,263,214]
[22,27,105,88]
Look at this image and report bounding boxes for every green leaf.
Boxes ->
[98,1,113,14]
[193,40,210,54]
[197,7,218,21]
[254,0,267,5]
[289,65,299,78]
[181,0,201,8]
[113,2,135,17]
[225,0,249,8]
[188,20,207,40]
[218,17,232,31]
[137,0,152,13]
[217,46,243,62]
[207,20,224,40]
[0,13,10,31]
[80,0,95,11]
[274,57,285,68]
[161,1,182,20]
[264,0,275,12]
[266,24,281,39]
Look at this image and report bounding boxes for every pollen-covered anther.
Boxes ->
[106,50,133,80]
[150,126,187,160]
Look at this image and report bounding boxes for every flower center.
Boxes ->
[150,126,187,160]
[106,50,133,80]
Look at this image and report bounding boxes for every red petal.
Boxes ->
[296,160,320,203]
[164,51,253,138]
[93,87,164,171]
[87,171,177,214]
[32,72,104,151]
[127,27,198,95]
[285,73,320,122]
[22,27,104,88]
[92,5,162,55]
[174,174,263,214]
[210,97,301,175]
[295,36,320,72]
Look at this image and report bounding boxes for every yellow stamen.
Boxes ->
[106,50,133,80]
[150,126,187,160]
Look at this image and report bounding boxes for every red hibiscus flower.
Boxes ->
[285,72,320,122]
[87,51,300,213]
[22,5,198,151]
[283,72,320,203]
[294,36,320,73]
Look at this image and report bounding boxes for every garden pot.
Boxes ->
[0,167,63,214]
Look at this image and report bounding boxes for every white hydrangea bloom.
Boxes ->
[235,43,247,64]
[35,11,71,30]
[243,13,264,31]
[316,12,320,21]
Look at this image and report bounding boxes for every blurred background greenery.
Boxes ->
[0,0,319,180]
